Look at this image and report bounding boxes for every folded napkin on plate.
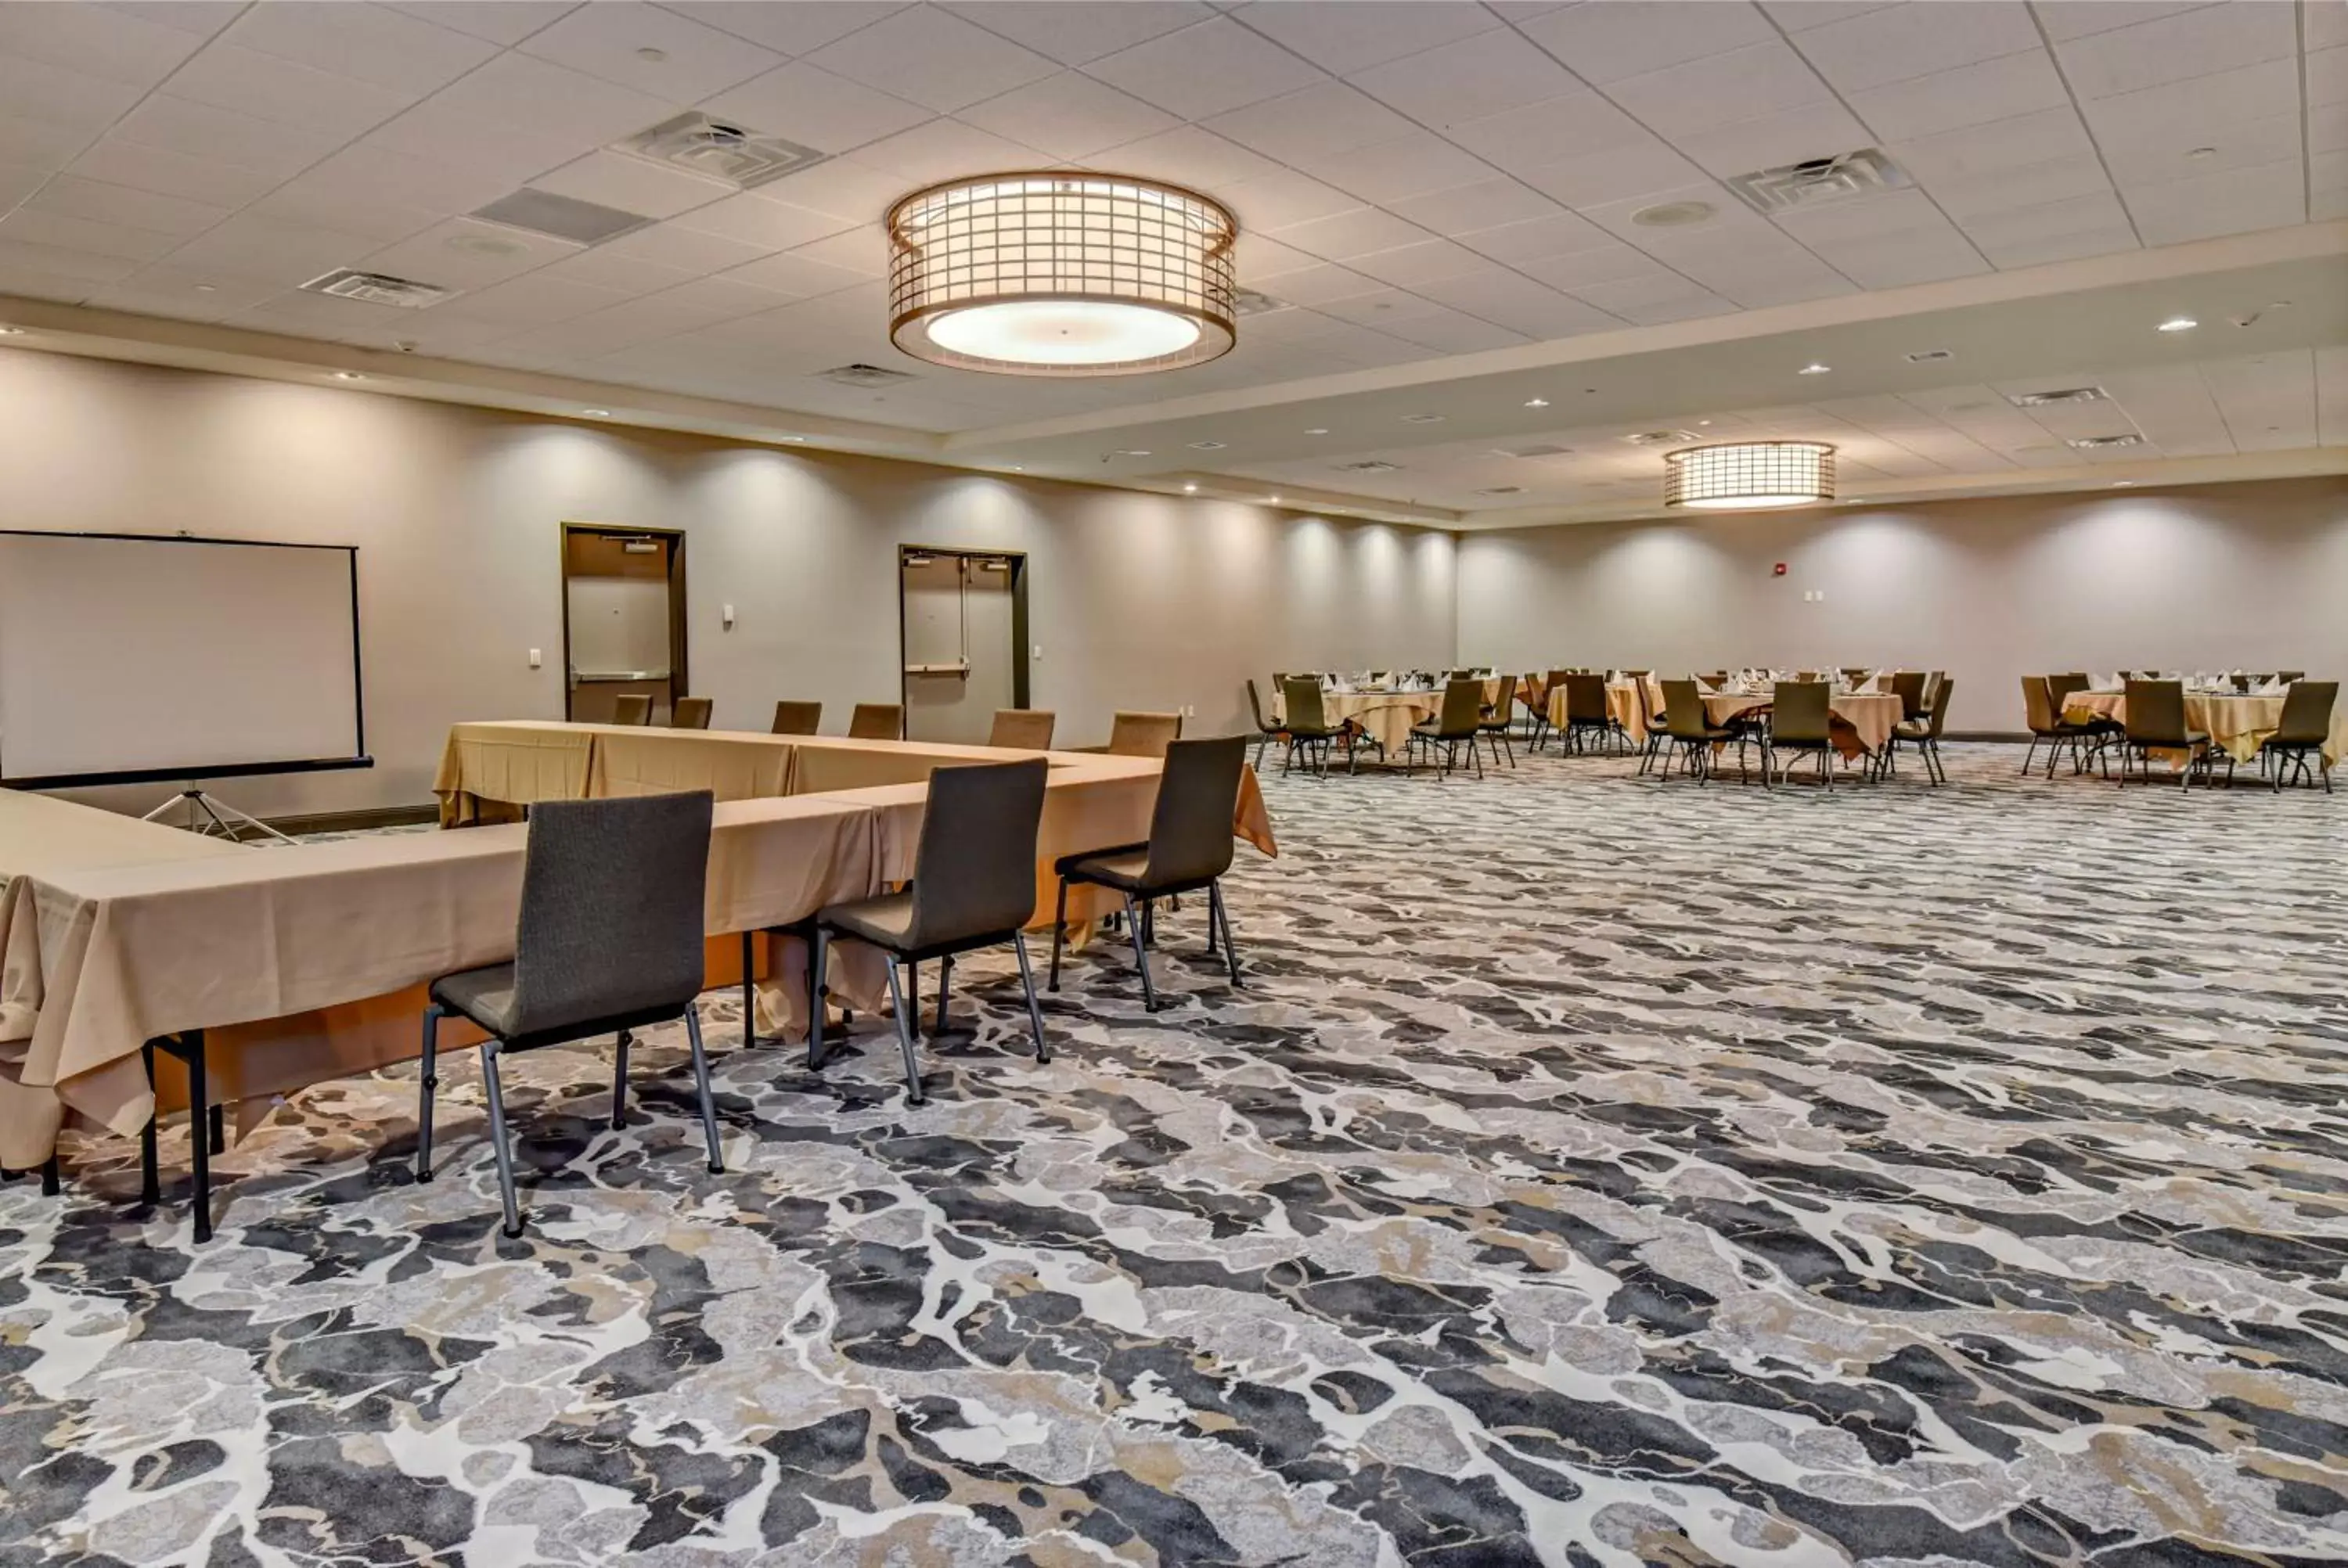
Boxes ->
[2256,678,2286,695]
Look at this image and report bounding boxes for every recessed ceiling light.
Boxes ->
[1269,494,1281,503]
[193,284,216,293]
[1187,440,1226,450]
[1399,412,1445,423]
[1183,483,1197,492]
[1905,349,1952,362]
[1696,419,1712,426]
[0,325,25,336]
[780,435,804,442]
[2112,480,2136,487]
[1305,427,1329,435]
[1632,200,1715,228]
[333,370,366,381]
[636,45,669,61]
[2158,317,2197,333]
[1008,465,1022,471]
[582,408,611,417]
[1799,362,1831,375]
[1524,397,1549,408]
[1112,448,1152,456]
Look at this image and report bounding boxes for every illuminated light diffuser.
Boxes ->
[1664,441,1836,510]
[887,173,1236,376]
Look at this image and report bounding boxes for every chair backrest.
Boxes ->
[1281,677,1326,732]
[1889,671,1926,720]
[1924,677,1954,738]
[2275,680,2336,745]
[771,699,823,735]
[2123,678,2188,745]
[989,708,1056,748]
[1565,671,1607,721]
[1702,672,1728,688]
[508,791,712,1038]
[612,692,653,725]
[1483,674,1516,720]
[1435,677,1483,736]
[1841,667,1870,685]
[1662,679,1711,741]
[1772,679,1831,743]
[1621,669,1650,679]
[2047,672,2090,717]
[2021,676,2054,736]
[1143,735,1244,888]
[669,696,712,730]
[1108,710,1183,758]
[848,702,902,739]
[2278,670,2307,685]
[904,758,1048,950]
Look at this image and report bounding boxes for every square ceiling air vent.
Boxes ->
[1493,443,1572,459]
[819,363,919,388]
[2068,433,2142,449]
[2009,386,2109,407]
[1187,440,1227,450]
[1622,430,1700,446]
[301,268,451,308]
[1233,290,1290,315]
[1337,460,1401,473]
[618,112,827,191]
[1727,148,1910,215]
[1475,485,1525,496]
[473,189,650,245]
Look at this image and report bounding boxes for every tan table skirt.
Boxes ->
[1543,678,1652,744]
[2064,692,2346,769]
[1269,690,1440,754]
[1702,690,1904,759]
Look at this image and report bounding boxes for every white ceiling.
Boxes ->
[0,0,2339,519]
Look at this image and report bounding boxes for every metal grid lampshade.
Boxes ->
[1664,441,1836,509]
[888,173,1237,376]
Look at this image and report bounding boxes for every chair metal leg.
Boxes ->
[934,955,953,1035]
[1012,932,1050,1063]
[1210,881,1241,987]
[1048,878,1068,991]
[2020,736,2040,775]
[684,1008,723,1174]
[1122,893,1158,1011]
[477,1041,524,1239]
[416,1005,442,1181]
[185,1033,211,1245]
[741,931,758,1051]
[139,1040,160,1206]
[39,1155,58,1196]
[808,926,830,1071]
[610,1029,631,1131]
[207,1102,225,1156]
[884,960,924,1105]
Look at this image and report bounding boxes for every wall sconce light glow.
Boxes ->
[887,173,1236,376]
[2157,317,2197,332]
[1664,441,1836,510]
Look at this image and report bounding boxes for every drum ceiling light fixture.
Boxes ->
[887,173,1237,376]
[1663,440,1837,509]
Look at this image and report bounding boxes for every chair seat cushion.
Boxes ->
[1895,720,1928,738]
[1062,848,1151,891]
[431,962,519,1037]
[819,890,915,949]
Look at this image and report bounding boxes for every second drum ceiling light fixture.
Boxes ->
[887,173,1238,376]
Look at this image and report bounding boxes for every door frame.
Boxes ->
[560,522,688,721]
[896,545,1030,725]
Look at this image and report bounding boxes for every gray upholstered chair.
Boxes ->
[2258,679,2335,792]
[416,791,722,1237]
[771,699,823,735]
[1478,675,1518,768]
[808,758,1050,1102]
[1050,736,1246,1011]
[612,692,654,725]
[1762,680,1833,788]
[989,708,1056,749]
[669,696,713,730]
[848,703,902,739]
[1657,678,1741,782]
[1407,678,1488,779]
[1107,710,1183,758]
[2118,678,2211,788]
[1887,671,1927,722]
[1278,678,1338,775]
[1559,672,1616,754]
[1245,678,1290,769]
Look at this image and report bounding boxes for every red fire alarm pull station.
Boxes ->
[1773,562,1788,577]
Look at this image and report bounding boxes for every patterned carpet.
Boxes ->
[4,741,2346,1567]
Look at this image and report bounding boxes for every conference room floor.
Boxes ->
[5,743,2344,1566]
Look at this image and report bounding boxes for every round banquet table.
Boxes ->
[1272,689,1442,754]
[2063,690,2346,769]
[1545,677,1656,744]
[1702,689,1905,759]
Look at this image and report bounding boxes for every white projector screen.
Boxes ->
[0,532,368,788]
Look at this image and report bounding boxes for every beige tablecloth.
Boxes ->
[1270,689,1441,754]
[1544,678,1655,745]
[1702,690,1904,759]
[2063,691,2346,769]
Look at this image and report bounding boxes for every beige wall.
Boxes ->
[0,350,1456,815]
[1457,477,2348,733]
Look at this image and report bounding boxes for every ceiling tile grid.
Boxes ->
[0,0,2325,461]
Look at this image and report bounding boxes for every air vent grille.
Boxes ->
[2068,433,2142,449]
[1475,485,1525,496]
[819,362,919,388]
[618,112,826,190]
[1399,412,1446,424]
[1905,349,1953,363]
[300,268,451,308]
[472,189,650,245]
[1726,148,1910,214]
[1622,430,1700,446]
[1493,443,1572,459]
[1233,290,1290,316]
[2010,386,2108,408]
[1187,440,1227,450]
[1337,460,1400,473]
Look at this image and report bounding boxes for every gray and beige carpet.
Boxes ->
[4,742,2346,1566]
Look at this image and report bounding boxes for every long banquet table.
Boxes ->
[0,725,1277,1171]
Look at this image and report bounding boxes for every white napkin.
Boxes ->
[2257,677,2286,695]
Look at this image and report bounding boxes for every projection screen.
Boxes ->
[0,531,369,789]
